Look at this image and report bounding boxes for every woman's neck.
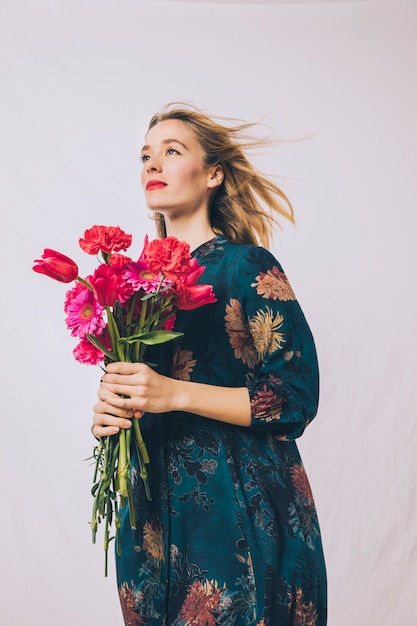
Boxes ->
[164,214,217,253]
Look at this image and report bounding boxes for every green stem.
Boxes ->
[133,418,150,465]
[114,494,122,557]
[133,298,149,362]
[126,292,138,332]
[103,492,112,577]
[76,276,94,291]
[132,420,152,501]
[117,429,129,497]
[126,479,137,530]
[106,306,123,359]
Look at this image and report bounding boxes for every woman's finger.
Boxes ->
[92,423,120,438]
[94,397,133,417]
[105,361,144,376]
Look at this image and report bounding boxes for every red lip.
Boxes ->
[146,180,167,191]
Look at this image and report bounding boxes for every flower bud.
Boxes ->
[33,248,78,283]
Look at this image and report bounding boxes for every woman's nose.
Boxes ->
[146,155,162,172]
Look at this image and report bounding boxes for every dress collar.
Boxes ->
[191,235,227,259]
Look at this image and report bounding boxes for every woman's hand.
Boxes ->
[91,362,176,438]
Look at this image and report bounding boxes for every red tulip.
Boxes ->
[33,249,78,283]
[174,283,217,311]
[89,263,119,306]
[183,258,206,286]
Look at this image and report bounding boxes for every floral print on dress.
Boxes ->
[248,306,286,359]
[116,238,326,625]
[119,582,145,626]
[143,517,165,566]
[171,347,196,380]
[225,298,258,367]
[289,587,318,626]
[291,464,314,504]
[251,265,296,301]
[178,580,225,626]
[249,374,285,422]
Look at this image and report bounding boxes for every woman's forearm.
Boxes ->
[172,379,252,427]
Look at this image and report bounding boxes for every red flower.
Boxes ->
[108,256,136,304]
[173,282,217,311]
[183,257,206,286]
[172,259,216,310]
[162,312,176,331]
[32,249,78,283]
[79,225,132,255]
[89,264,119,306]
[142,236,191,280]
[108,252,133,267]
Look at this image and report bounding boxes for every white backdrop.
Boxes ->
[1,0,416,624]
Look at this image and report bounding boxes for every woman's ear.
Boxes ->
[207,164,224,189]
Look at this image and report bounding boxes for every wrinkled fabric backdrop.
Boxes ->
[1,0,416,624]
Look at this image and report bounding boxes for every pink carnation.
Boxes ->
[73,336,107,365]
[64,279,91,309]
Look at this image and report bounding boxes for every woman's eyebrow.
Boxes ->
[141,138,188,153]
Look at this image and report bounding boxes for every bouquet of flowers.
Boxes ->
[33,225,216,574]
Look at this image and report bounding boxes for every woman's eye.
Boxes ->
[166,148,180,156]
[141,154,150,163]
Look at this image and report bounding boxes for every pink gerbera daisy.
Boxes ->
[64,286,106,338]
[123,260,172,295]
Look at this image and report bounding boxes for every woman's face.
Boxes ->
[140,119,217,221]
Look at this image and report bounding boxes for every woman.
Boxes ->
[93,103,327,625]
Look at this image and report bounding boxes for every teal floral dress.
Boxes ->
[116,237,327,625]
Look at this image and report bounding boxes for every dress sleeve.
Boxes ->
[232,246,319,439]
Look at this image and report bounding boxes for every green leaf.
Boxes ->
[122,330,183,346]
[106,307,121,344]
[86,334,118,360]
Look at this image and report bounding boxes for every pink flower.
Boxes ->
[64,279,89,309]
[64,286,106,338]
[73,336,108,365]
[123,260,171,295]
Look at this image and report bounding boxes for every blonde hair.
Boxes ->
[147,102,295,249]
